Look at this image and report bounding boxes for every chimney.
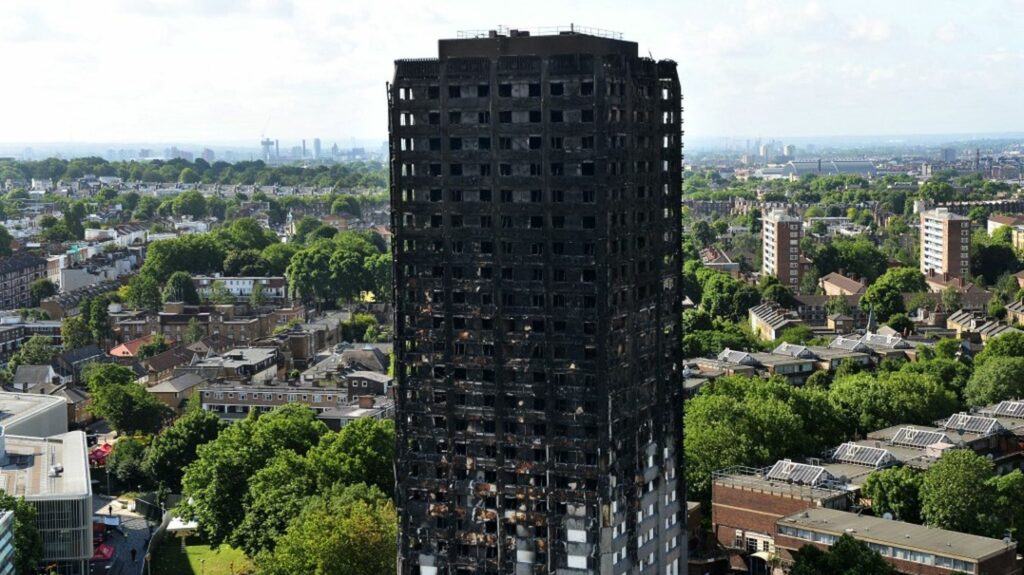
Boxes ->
[358,395,376,409]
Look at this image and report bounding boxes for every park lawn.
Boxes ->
[150,538,253,575]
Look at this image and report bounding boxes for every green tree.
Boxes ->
[0,491,43,575]
[141,408,225,491]
[828,372,958,436]
[698,270,761,322]
[29,278,56,307]
[942,286,962,312]
[107,435,148,485]
[249,281,267,308]
[86,364,170,434]
[172,189,207,218]
[901,358,972,401]
[341,314,377,342]
[180,404,328,546]
[62,202,86,240]
[331,195,361,217]
[9,334,55,370]
[288,241,337,308]
[760,275,796,307]
[140,234,225,282]
[233,450,317,556]
[162,271,200,305]
[834,237,889,283]
[60,315,93,350]
[860,267,927,321]
[964,356,1024,407]
[306,418,395,496]
[178,167,200,184]
[790,534,898,575]
[223,249,269,276]
[364,252,393,303]
[921,450,996,535]
[126,274,163,312]
[137,334,170,360]
[261,243,300,276]
[208,280,235,304]
[87,294,113,343]
[684,378,808,500]
[989,470,1024,547]
[975,331,1024,367]
[0,224,12,257]
[862,466,923,523]
[973,243,1020,285]
[885,313,914,335]
[291,216,322,245]
[255,489,397,575]
[934,338,963,360]
[184,317,206,344]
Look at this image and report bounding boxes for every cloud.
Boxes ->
[932,22,961,43]
[847,17,893,43]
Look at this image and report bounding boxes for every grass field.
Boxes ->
[150,538,253,575]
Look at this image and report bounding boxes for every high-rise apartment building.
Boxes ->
[389,27,685,575]
[920,208,971,279]
[762,210,803,288]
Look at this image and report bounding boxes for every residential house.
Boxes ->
[146,372,208,414]
[749,303,804,342]
[56,344,105,384]
[9,365,65,394]
[818,272,866,296]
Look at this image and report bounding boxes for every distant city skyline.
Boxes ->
[2,0,1023,144]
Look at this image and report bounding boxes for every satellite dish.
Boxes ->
[883,512,894,521]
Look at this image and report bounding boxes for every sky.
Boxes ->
[2,0,1023,146]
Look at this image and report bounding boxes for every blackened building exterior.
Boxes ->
[389,27,684,575]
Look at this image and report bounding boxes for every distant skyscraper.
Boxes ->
[313,138,322,159]
[201,148,215,162]
[940,148,957,163]
[389,27,685,574]
[782,144,795,158]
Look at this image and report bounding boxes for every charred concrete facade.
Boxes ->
[389,28,685,575]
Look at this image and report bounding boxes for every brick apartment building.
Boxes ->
[0,254,46,310]
[920,208,970,280]
[762,209,806,289]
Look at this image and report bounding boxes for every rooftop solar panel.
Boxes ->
[943,413,1002,435]
[990,401,1024,419]
[765,460,834,486]
[832,442,898,468]
[890,427,952,449]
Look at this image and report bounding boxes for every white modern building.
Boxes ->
[0,428,92,575]
[192,276,287,301]
[0,392,68,437]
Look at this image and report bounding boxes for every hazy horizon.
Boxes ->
[3,0,1023,145]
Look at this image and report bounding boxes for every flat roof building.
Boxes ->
[391,26,684,575]
[775,507,1020,575]
[0,392,67,437]
[920,208,971,281]
[0,429,92,575]
[762,210,805,289]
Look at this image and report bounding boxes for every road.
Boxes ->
[92,496,155,575]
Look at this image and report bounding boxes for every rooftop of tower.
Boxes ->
[455,24,623,41]
[438,24,638,59]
